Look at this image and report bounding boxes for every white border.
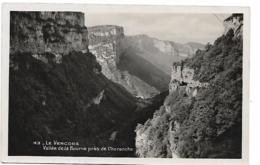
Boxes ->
[1,3,250,165]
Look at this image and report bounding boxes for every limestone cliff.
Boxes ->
[88,25,160,98]
[166,63,209,111]
[135,14,243,158]
[224,13,243,39]
[10,11,88,64]
[88,25,123,80]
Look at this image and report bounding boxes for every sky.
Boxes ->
[84,7,230,44]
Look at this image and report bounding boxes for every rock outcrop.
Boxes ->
[88,25,160,98]
[168,63,209,98]
[224,13,243,39]
[135,62,209,158]
[10,11,89,64]
[135,14,243,158]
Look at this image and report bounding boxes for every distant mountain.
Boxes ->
[186,42,205,49]
[122,35,204,75]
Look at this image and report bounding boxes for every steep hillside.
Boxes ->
[135,14,243,158]
[115,91,169,157]
[9,51,138,156]
[9,12,138,157]
[123,35,204,75]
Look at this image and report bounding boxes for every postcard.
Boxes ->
[1,3,250,165]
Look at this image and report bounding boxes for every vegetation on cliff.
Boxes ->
[135,29,243,158]
[9,51,138,156]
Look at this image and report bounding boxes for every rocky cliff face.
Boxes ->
[88,25,160,98]
[88,25,123,80]
[10,12,88,56]
[224,13,243,39]
[166,63,209,111]
[135,14,243,158]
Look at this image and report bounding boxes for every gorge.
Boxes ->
[8,11,243,159]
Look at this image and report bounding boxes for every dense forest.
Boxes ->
[9,51,138,156]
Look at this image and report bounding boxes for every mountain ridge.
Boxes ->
[123,34,204,75]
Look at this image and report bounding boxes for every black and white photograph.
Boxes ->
[1,3,250,165]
